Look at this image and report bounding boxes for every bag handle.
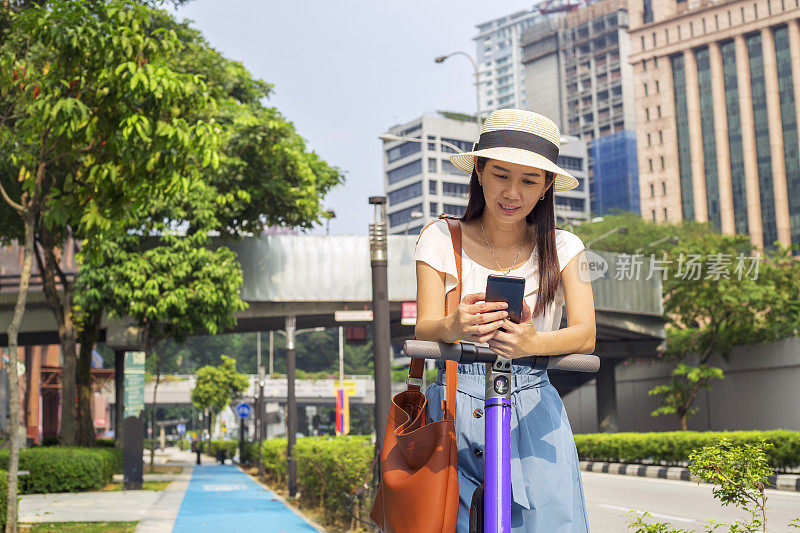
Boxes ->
[407,216,462,422]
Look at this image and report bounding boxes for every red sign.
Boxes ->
[94,417,107,427]
[401,302,417,326]
[346,326,367,342]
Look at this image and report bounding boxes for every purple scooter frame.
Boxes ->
[402,340,600,533]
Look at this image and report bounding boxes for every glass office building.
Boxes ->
[520,0,639,217]
[630,0,800,253]
[592,130,641,216]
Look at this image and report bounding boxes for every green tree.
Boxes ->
[0,0,219,454]
[689,439,773,532]
[574,215,800,430]
[191,355,249,441]
[77,235,247,465]
[67,6,342,444]
[653,234,798,429]
[647,364,724,431]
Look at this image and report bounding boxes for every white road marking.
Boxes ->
[202,483,248,491]
[595,503,697,524]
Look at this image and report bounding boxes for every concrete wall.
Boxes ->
[563,336,800,433]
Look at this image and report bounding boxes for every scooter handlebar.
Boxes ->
[402,340,600,373]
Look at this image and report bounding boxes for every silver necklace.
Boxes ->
[480,220,526,275]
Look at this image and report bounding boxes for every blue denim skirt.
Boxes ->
[425,362,590,532]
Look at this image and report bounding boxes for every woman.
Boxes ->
[413,109,596,532]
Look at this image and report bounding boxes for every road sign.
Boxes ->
[94,417,107,427]
[335,310,373,322]
[124,351,146,418]
[235,402,251,419]
[334,380,357,396]
[176,423,186,435]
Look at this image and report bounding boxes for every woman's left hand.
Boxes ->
[487,301,542,359]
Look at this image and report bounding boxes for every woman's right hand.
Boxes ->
[445,292,508,343]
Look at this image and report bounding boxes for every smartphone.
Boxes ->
[485,275,525,324]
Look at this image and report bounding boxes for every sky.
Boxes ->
[172,1,531,235]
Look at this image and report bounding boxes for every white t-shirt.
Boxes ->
[412,219,586,333]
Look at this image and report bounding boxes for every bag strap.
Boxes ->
[407,216,462,422]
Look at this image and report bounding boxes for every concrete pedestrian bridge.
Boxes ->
[1,234,666,428]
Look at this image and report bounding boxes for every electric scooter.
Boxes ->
[402,340,600,533]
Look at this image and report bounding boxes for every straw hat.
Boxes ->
[449,109,579,191]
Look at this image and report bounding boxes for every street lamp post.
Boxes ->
[634,235,679,255]
[405,209,423,235]
[256,332,265,476]
[273,324,325,497]
[285,316,297,498]
[586,226,629,248]
[435,51,482,128]
[369,196,391,463]
[378,134,465,155]
[324,209,336,236]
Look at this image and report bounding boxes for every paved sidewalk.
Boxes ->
[19,490,163,523]
[18,447,209,527]
[172,464,320,533]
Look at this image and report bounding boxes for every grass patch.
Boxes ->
[144,464,183,474]
[21,522,137,533]
[101,481,171,492]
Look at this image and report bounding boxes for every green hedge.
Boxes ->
[574,430,800,471]
[0,469,6,531]
[199,439,238,459]
[0,447,122,494]
[262,436,374,526]
[239,441,258,465]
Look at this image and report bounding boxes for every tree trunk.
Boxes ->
[38,227,77,446]
[149,348,161,469]
[679,414,688,431]
[76,310,102,447]
[5,209,36,533]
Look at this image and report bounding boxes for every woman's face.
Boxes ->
[476,158,551,224]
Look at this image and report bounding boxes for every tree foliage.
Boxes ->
[0,0,221,450]
[689,439,773,532]
[191,355,249,415]
[0,0,219,251]
[647,363,724,431]
[572,214,800,430]
[153,327,375,376]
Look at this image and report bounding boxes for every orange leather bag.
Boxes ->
[370,217,462,533]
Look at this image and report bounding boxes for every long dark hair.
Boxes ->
[461,157,560,318]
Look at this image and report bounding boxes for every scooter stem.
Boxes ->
[484,358,513,533]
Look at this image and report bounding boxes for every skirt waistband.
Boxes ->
[435,366,548,393]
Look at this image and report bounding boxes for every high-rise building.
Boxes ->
[382,113,589,235]
[555,135,593,223]
[475,9,542,116]
[629,0,800,252]
[521,0,640,217]
[382,114,480,236]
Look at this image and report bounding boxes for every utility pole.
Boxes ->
[269,331,274,376]
[338,326,344,385]
[285,316,297,497]
[369,196,391,456]
[256,332,265,476]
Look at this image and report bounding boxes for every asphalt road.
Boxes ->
[582,471,800,532]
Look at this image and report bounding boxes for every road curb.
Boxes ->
[580,461,800,492]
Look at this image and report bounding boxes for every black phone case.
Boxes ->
[485,275,525,323]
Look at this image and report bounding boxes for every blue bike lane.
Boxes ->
[171,464,319,533]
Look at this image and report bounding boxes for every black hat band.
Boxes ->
[473,129,559,164]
